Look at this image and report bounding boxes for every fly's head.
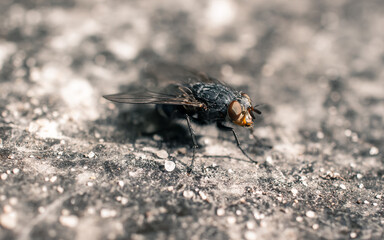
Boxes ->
[227,93,262,127]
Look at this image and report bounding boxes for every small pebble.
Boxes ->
[183,190,194,199]
[312,224,319,230]
[246,221,255,229]
[316,131,324,139]
[358,184,364,189]
[217,208,225,216]
[306,210,316,218]
[120,197,128,205]
[350,232,357,238]
[1,173,7,180]
[356,174,363,179]
[0,212,17,229]
[57,186,64,193]
[88,151,95,158]
[291,188,298,196]
[50,176,57,183]
[164,161,175,172]
[118,180,125,187]
[244,231,257,240]
[0,139,3,148]
[153,134,162,141]
[12,168,20,174]
[375,195,382,199]
[339,184,346,190]
[100,209,117,218]
[227,216,236,224]
[369,146,379,155]
[59,215,78,228]
[199,191,207,200]
[156,150,169,159]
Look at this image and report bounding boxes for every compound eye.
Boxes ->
[228,100,243,121]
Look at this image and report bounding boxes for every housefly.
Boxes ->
[103,63,262,173]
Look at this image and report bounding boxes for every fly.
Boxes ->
[103,63,262,173]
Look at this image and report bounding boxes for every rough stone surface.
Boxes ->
[1,0,384,239]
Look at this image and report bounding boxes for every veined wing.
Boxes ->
[103,84,206,108]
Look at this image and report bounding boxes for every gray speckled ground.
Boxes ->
[1,0,384,239]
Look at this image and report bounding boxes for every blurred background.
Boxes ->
[0,0,383,239]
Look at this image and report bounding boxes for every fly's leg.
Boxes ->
[185,114,198,173]
[217,122,258,164]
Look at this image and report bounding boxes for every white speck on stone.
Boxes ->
[100,208,117,218]
[120,197,128,205]
[316,131,324,139]
[364,200,369,204]
[88,151,95,158]
[356,174,363,179]
[118,180,124,187]
[199,191,207,200]
[1,173,7,180]
[206,0,236,28]
[291,188,298,196]
[86,182,93,187]
[217,208,225,216]
[9,198,17,205]
[266,155,273,163]
[228,169,234,174]
[375,195,382,199]
[57,186,64,193]
[227,216,236,224]
[296,216,303,222]
[50,176,57,183]
[359,184,364,189]
[344,129,352,137]
[339,184,346,190]
[312,224,319,230]
[373,202,378,206]
[246,221,255,229]
[183,190,194,199]
[12,168,19,174]
[369,146,379,155]
[236,210,242,215]
[244,231,257,240]
[153,134,162,141]
[156,150,169,159]
[350,232,357,238]
[164,161,175,172]
[306,210,316,218]
[59,215,78,228]
[0,139,3,148]
[253,212,265,220]
[0,212,17,229]
[38,207,45,213]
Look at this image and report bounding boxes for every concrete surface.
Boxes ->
[0,0,384,239]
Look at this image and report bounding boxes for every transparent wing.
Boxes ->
[103,84,205,107]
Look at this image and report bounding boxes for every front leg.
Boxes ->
[185,114,198,173]
[216,122,258,164]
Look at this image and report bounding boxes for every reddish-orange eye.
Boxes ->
[228,100,242,121]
